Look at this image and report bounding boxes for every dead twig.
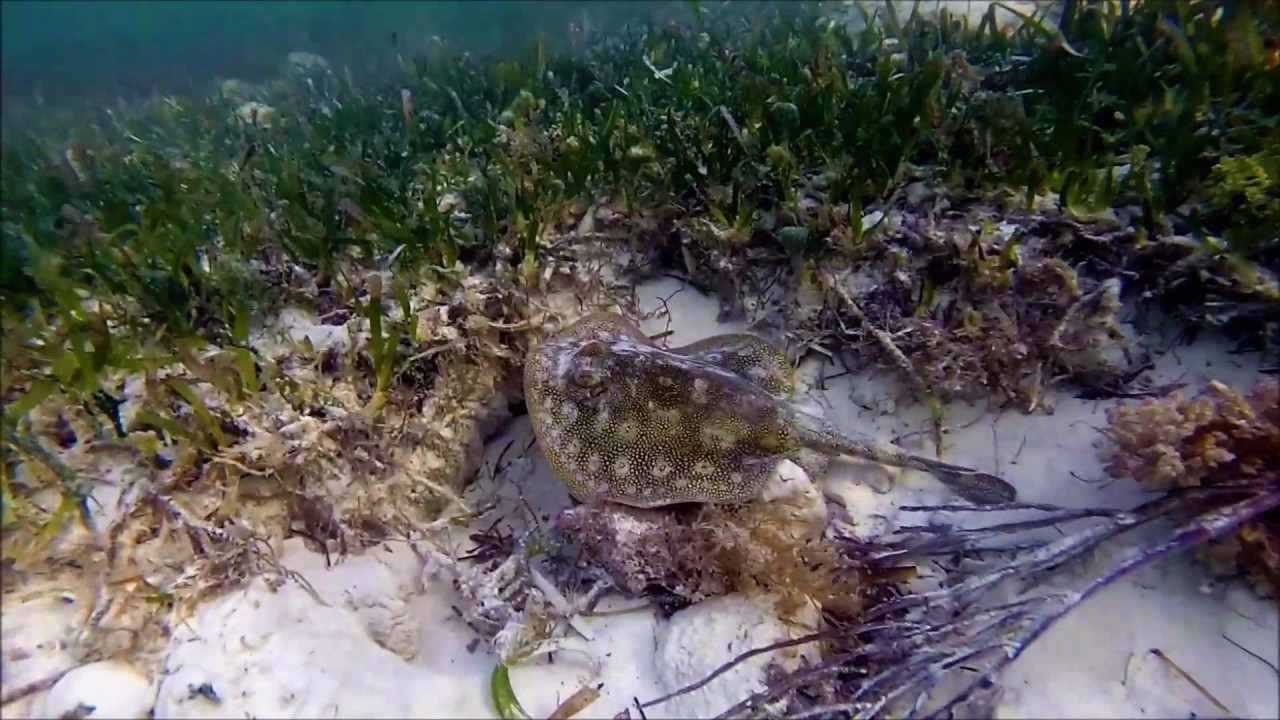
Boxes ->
[926,488,1280,720]
[820,271,945,454]
[644,484,1280,719]
[1147,648,1233,716]
[1221,634,1280,677]
[1,668,74,707]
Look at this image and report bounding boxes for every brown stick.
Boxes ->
[1,668,72,707]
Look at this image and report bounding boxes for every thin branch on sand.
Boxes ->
[643,484,1280,719]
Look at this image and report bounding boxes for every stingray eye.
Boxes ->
[579,340,608,358]
[572,367,603,388]
[568,340,609,388]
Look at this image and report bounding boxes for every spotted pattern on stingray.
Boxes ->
[523,312,799,508]
[524,312,1018,508]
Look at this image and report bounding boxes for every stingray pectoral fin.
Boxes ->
[716,454,784,504]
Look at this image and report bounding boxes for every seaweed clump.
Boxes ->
[1101,377,1280,597]
[553,490,866,621]
[809,207,1142,412]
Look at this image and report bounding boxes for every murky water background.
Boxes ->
[1,0,1057,113]
[1,0,698,102]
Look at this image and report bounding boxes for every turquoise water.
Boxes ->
[0,0,680,101]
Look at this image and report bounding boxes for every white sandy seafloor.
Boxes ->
[5,274,1278,720]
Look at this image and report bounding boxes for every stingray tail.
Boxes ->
[899,456,1018,505]
[791,411,1017,505]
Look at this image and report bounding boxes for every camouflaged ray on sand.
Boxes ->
[525,312,1018,507]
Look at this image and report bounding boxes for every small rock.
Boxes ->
[652,594,820,718]
[904,181,933,207]
[286,52,329,71]
[758,460,829,542]
[234,102,276,128]
[35,660,154,719]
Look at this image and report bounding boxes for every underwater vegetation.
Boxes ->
[3,0,1279,321]
[2,0,1279,716]
[1102,377,1280,597]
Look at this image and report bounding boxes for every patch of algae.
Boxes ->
[0,245,631,684]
